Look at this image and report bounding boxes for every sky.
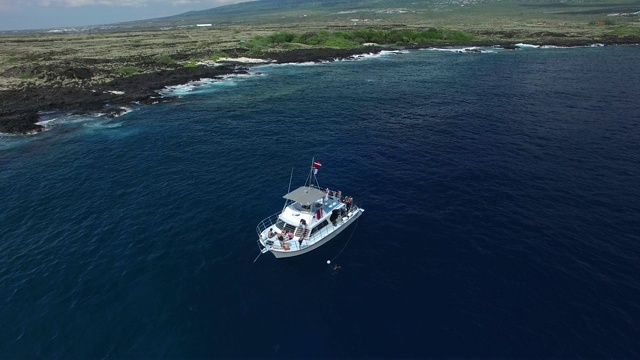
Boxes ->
[0,0,255,31]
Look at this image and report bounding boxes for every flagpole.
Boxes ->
[312,157,320,188]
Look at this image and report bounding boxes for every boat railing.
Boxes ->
[256,212,281,238]
[308,184,344,201]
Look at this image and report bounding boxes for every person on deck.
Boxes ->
[299,219,308,239]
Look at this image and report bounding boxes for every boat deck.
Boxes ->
[260,204,359,253]
[255,181,361,258]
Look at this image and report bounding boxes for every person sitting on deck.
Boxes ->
[268,228,276,238]
[278,229,291,250]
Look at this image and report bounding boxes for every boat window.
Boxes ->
[311,220,329,235]
[275,219,293,232]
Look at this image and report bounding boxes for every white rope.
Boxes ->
[253,244,270,263]
[330,217,359,263]
[253,250,263,263]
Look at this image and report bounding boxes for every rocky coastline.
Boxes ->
[0,65,244,134]
[1,39,637,135]
[0,47,385,135]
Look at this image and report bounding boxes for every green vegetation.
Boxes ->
[611,25,640,36]
[158,55,177,65]
[210,52,230,61]
[243,28,475,51]
[115,66,141,76]
[183,60,199,68]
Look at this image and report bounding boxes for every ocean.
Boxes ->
[1,45,639,358]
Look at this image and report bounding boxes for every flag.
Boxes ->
[313,161,321,174]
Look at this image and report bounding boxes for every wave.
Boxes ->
[159,72,264,97]
[515,43,540,48]
[423,46,496,54]
[517,43,615,49]
[159,78,218,97]
[256,50,410,68]
[0,130,44,138]
[256,61,323,69]
[32,107,134,132]
[84,121,124,130]
[349,50,409,60]
[36,114,102,127]
[539,45,570,49]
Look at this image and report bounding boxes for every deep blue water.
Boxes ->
[1,45,640,358]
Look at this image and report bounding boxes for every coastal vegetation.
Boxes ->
[183,60,200,68]
[210,52,230,61]
[243,28,475,51]
[158,55,177,66]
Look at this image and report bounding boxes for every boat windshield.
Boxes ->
[274,219,295,232]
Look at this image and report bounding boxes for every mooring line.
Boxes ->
[329,218,359,264]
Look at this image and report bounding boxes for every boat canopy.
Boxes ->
[283,186,325,206]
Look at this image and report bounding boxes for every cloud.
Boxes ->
[34,0,147,6]
[169,0,256,6]
[31,0,251,7]
[0,0,19,11]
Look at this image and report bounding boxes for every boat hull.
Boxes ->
[270,208,363,258]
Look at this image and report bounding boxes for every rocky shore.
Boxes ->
[0,47,385,135]
[0,65,244,134]
[0,39,637,135]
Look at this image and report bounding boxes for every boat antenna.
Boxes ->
[282,166,294,213]
[305,157,314,187]
[287,166,294,193]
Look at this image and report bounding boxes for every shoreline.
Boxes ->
[1,39,637,135]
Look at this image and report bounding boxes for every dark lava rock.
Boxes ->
[105,107,128,118]
[261,47,382,63]
[500,44,519,50]
[61,67,93,80]
[0,112,43,134]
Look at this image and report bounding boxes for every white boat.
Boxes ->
[256,160,364,259]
